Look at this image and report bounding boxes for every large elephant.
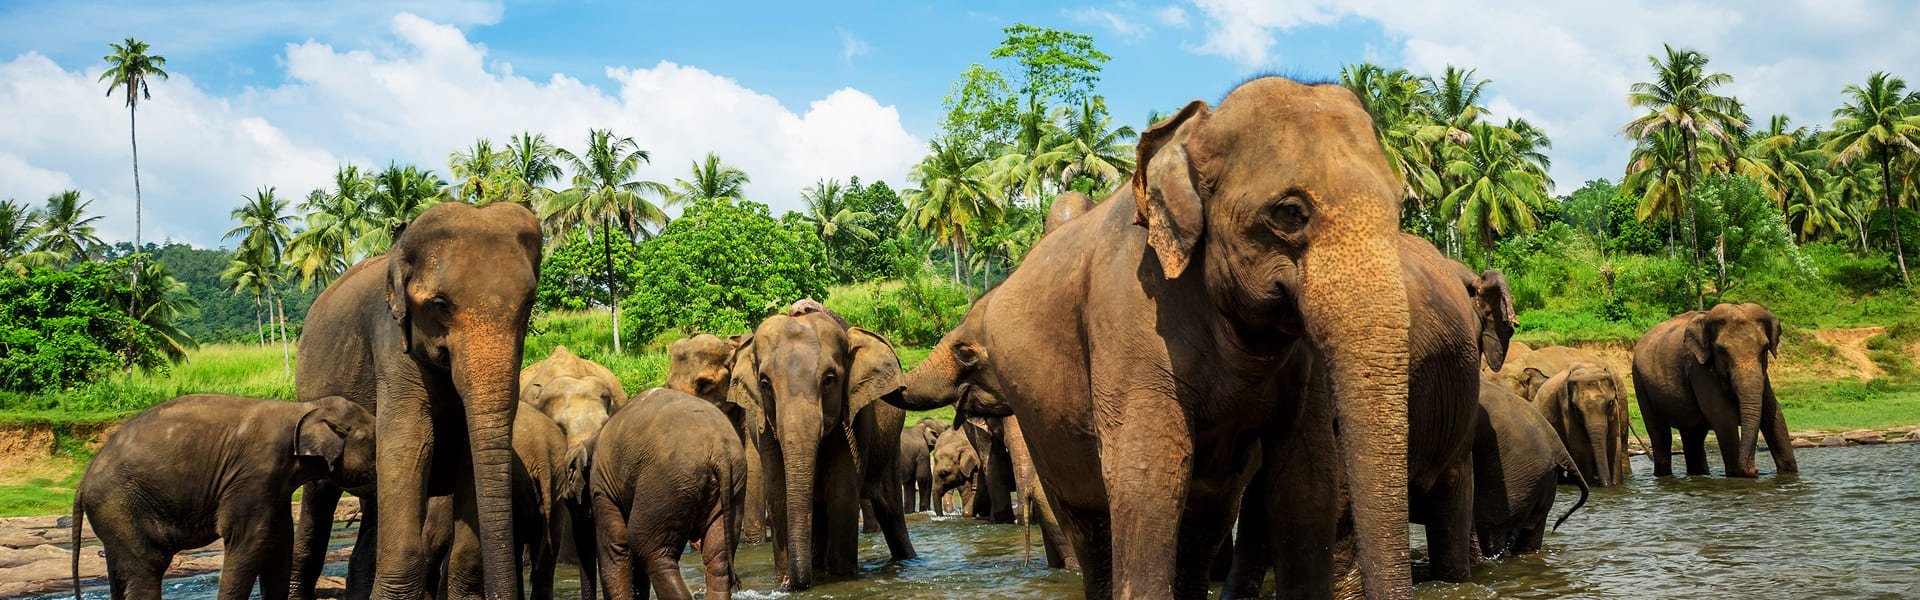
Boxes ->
[888,78,1420,599]
[666,333,769,544]
[897,418,944,512]
[436,403,567,599]
[730,308,916,590]
[73,395,374,600]
[523,344,631,595]
[1531,362,1631,486]
[292,201,542,600]
[589,388,745,600]
[1472,380,1589,558]
[1633,303,1798,478]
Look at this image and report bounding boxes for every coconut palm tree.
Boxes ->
[1624,128,1693,252]
[1043,97,1137,195]
[221,254,276,347]
[128,259,199,362]
[225,187,295,264]
[1747,115,1826,214]
[1420,66,1490,132]
[99,38,167,258]
[1825,71,1920,283]
[1439,122,1547,268]
[668,152,751,208]
[1828,164,1881,252]
[801,178,877,277]
[288,166,373,288]
[33,190,106,264]
[544,129,671,354]
[0,200,58,274]
[904,139,1003,298]
[1343,63,1445,224]
[448,138,504,203]
[1623,45,1745,307]
[356,163,447,257]
[503,132,563,208]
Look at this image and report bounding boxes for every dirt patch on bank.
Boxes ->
[1810,326,1886,379]
[0,427,54,473]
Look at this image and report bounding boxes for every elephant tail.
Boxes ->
[1552,459,1591,532]
[70,491,83,600]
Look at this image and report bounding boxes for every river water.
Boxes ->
[44,444,1920,599]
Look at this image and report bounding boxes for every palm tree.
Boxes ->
[1623,128,1693,252]
[668,152,751,208]
[221,255,275,347]
[128,259,199,362]
[1343,63,1445,220]
[1746,115,1826,215]
[1831,166,1882,252]
[225,187,295,264]
[99,38,167,259]
[33,190,106,264]
[904,139,1003,298]
[448,138,504,203]
[356,163,447,257]
[1623,45,1745,307]
[801,178,878,276]
[503,132,563,207]
[544,129,671,354]
[1439,123,1548,268]
[1420,66,1490,132]
[0,200,58,273]
[288,166,373,288]
[1042,97,1137,195]
[1825,71,1920,283]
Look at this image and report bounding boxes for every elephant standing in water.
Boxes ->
[667,333,770,545]
[930,426,979,516]
[522,344,630,594]
[291,202,542,600]
[889,78,1420,599]
[433,403,567,599]
[1531,363,1631,486]
[1634,303,1798,477]
[1472,380,1589,558]
[897,418,945,512]
[589,388,745,600]
[730,307,915,590]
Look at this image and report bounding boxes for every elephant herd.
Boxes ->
[66,76,1803,600]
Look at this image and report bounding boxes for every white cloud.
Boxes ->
[1182,0,1920,194]
[1069,8,1152,40]
[1157,5,1191,27]
[838,28,871,65]
[0,0,503,59]
[0,13,922,247]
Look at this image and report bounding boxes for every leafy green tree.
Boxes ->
[938,64,1019,155]
[668,152,751,208]
[1440,122,1548,268]
[358,163,447,257]
[1693,175,1808,294]
[622,199,828,342]
[836,178,912,282]
[800,178,877,278]
[535,226,640,311]
[449,138,505,203]
[33,190,105,264]
[99,38,167,257]
[990,24,1111,118]
[1623,44,1745,308]
[1825,71,1920,283]
[0,260,179,392]
[544,129,670,353]
[503,131,563,207]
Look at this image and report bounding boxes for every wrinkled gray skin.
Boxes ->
[292,202,542,600]
[897,419,944,512]
[731,307,915,591]
[1530,363,1631,486]
[73,395,374,600]
[430,403,566,599]
[1634,303,1798,478]
[1472,380,1589,558]
[930,427,979,516]
[590,388,745,600]
[666,333,769,545]
[522,344,630,598]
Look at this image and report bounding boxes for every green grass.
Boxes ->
[0,459,84,518]
[1774,378,1920,431]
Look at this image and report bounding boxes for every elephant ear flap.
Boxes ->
[1132,99,1211,279]
[726,336,765,433]
[1755,305,1781,358]
[847,327,906,422]
[385,251,413,354]
[1522,367,1550,400]
[295,401,348,470]
[1684,314,1714,365]
[1470,270,1517,371]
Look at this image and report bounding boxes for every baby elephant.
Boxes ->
[1473,381,1589,558]
[591,387,746,600]
[73,395,374,600]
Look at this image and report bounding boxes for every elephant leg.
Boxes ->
[1224,478,1270,600]
[104,544,169,600]
[1422,458,1476,582]
[740,435,768,546]
[591,492,635,600]
[1761,385,1798,473]
[1265,396,1338,600]
[699,506,735,600]
[568,501,598,600]
[986,444,1017,524]
[444,491,486,599]
[1174,496,1238,600]
[918,476,933,513]
[216,507,285,600]
[1680,427,1712,476]
[860,499,881,534]
[289,481,341,600]
[1055,501,1113,600]
[373,398,434,599]
[630,507,693,600]
[1096,396,1190,598]
[1646,411,1676,477]
[867,483,916,561]
[531,533,555,600]
[821,450,862,577]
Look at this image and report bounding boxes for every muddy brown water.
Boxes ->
[37,444,1920,599]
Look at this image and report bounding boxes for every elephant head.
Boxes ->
[1046,191,1095,233]
[910,418,947,452]
[1540,363,1624,486]
[898,292,1015,418]
[668,333,752,418]
[1684,303,1781,477]
[295,396,378,489]
[730,309,904,590]
[1471,270,1517,371]
[387,201,542,596]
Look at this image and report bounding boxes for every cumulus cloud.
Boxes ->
[0,13,921,246]
[1183,0,1920,193]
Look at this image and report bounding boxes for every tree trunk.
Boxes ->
[602,224,624,354]
[1881,155,1912,284]
[276,293,292,377]
[1683,132,1704,310]
[253,295,264,347]
[129,106,142,292]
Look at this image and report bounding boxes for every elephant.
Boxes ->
[1531,362,1631,486]
[958,416,1017,523]
[291,201,543,600]
[897,418,945,513]
[930,426,979,516]
[589,388,745,600]
[71,395,375,600]
[1633,303,1798,478]
[1046,191,1095,233]
[1472,379,1589,558]
[1003,415,1076,570]
[666,333,770,545]
[523,344,631,594]
[432,403,567,599]
[1490,345,1607,400]
[729,306,916,590]
[888,77,1423,599]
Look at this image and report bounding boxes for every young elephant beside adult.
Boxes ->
[666,333,769,544]
[291,202,542,600]
[523,343,631,589]
[930,426,979,516]
[590,388,745,600]
[435,403,567,599]
[72,395,374,600]
[897,418,945,512]
[1492,345,1609,400]
[1531,363,1631,486]
[1634,303,1798,478]
[1473,381,1589,558]
[730,306,916,590]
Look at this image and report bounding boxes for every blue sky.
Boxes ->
[3,0,1917,248]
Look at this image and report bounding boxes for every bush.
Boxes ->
[621,199,829,344]
[824,278,969,347]
[0,260,178,392]
[537,227,642,312]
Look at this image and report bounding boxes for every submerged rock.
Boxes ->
[1820,435,1848,447]
[1842,429,1888,445]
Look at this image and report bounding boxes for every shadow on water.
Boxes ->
[41,445,1920,598]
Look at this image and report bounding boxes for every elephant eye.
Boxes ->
[696,378,716,396]
[1267,193,1312,235]
[429,295,453,312]
[759,375,772,392]
[822,370,838,386]
[953,343,979,366]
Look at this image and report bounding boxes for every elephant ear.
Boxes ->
[1750,304,1781,358]
[295,397,350,472]
[1522,367,1551,400]
[1132,99,1212,279]
[584,357,631,413]
[385,250,414,354]
[1684,313,1715,365]
[1470,270,1517,371]
[726,334,765,435]
[846,327,905,423]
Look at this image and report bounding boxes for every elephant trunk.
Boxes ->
[1302,233,1412,599]
[778,413,823,590]
[893,345,961,411]
[1583,411,1614,487]
[453,331,524,599]
[1731,362,1766,478]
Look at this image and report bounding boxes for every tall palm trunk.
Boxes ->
[602,222,623,354]
[129,105,142,292]
[252,295,264,346]
[275,293,291,376]
[1682,132,1704,309]
[1881,154,1912,283]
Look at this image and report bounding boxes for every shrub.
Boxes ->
[825,278,969,347]
[621,199,829,344]
[0,260,178,392]
[537,227,641,312]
